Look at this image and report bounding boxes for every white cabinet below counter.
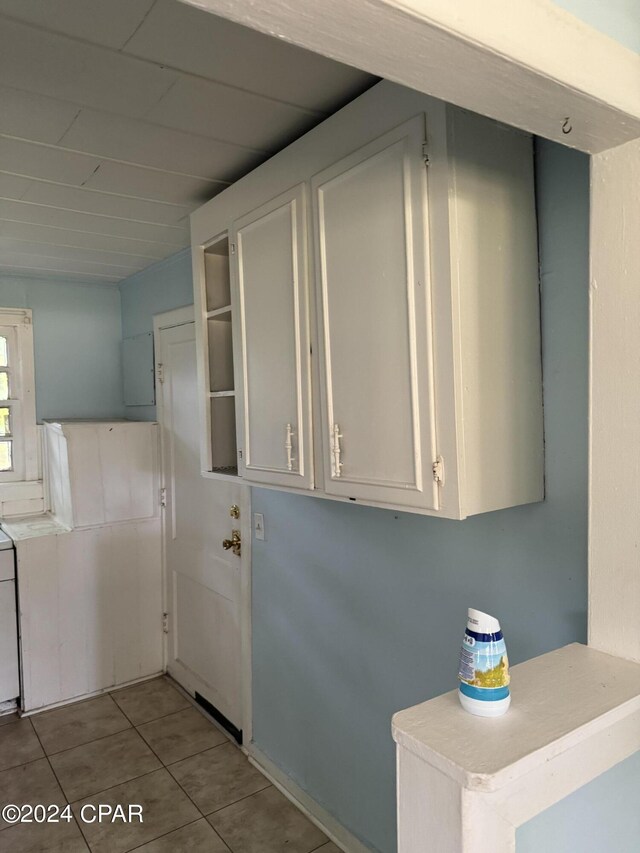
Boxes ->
[191,80,544,519]
[12,518,162,713]
[0,540,19,711]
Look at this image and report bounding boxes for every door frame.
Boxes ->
[153,305,253,743]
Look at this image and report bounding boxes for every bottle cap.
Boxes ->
[467,608,501,635]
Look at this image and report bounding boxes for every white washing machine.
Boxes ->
[0,528,19,713]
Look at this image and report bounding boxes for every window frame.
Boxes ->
[0,309,38,484]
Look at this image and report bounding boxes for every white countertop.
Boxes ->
[392,643,640,792]
[1,514,71,541]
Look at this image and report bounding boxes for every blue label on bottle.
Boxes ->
[458,629,510,692]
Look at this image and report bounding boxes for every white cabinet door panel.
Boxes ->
[232,184,312,488]
[0,579,19,703]
[312,116,438,509]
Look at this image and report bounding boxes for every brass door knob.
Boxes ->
[222,529,241,557]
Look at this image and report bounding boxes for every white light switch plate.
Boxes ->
[253,512,265,540]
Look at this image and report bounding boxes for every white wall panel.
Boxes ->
[590,137,640,664]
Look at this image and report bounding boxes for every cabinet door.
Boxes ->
[231,184,313,488]
[312,116,439,510]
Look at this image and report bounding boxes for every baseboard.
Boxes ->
[245,743,374,853]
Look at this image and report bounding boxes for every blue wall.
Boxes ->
[517,752,640,853]
[551,0,640,53]
[119,249,193,421]
[249,139,590,852]
[0,274,124,421]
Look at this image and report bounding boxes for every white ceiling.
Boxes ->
[0,0,374,284]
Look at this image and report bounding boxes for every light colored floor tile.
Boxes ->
[0,816,88,852]
[30,695,130,755]
[72,767,199,853]
[209,786,328,853]
[168,743,270,815]
[0,718,43,771]
[137,707,227,765]
[0,759,65,829]
[50,728,161,802]
[132,818,230,852]
[0,713,19,728]
[111,678,189,726]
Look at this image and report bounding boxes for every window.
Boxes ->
[0,309,37,483]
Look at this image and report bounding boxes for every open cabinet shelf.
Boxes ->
[200,235,238,477]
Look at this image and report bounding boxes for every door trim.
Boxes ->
[153,305,253,743]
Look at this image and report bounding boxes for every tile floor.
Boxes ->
[0,677,340,853]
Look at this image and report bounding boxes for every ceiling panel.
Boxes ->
[0,173,31,200]
[0,250,142,279]
[0,220,176,259]
[125,0,374,112]
[145,76,321,152]
[0,20,177,118]
[0,0,155,49]
[0,136,100,185]
[0,199,189,244]
[59,110,267,180]
[0,261,120,282]
[20,182,192,226]
[0,85,80,144]
[0,1,376,283]
[82,161,224,205]
[0,237,155,269]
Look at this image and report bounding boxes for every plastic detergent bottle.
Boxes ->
[458,608,511,717]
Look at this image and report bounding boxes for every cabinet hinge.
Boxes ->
[432,456,444,485]
[238,448,243,460]
[162,612,169,634]
[422,142,430,166]
[159,487,167,508]
[156,362,164,384]
[230,242,236,255]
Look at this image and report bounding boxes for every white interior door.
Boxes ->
[157,315,249,735]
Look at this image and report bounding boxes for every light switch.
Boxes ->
[253,512,265,541]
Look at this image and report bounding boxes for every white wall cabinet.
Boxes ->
[312,117,438,510]
[191,81,544,519]
[232,184,313,489]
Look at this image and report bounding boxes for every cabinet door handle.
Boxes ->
[332,423,343,478]
[285,423,296,472]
